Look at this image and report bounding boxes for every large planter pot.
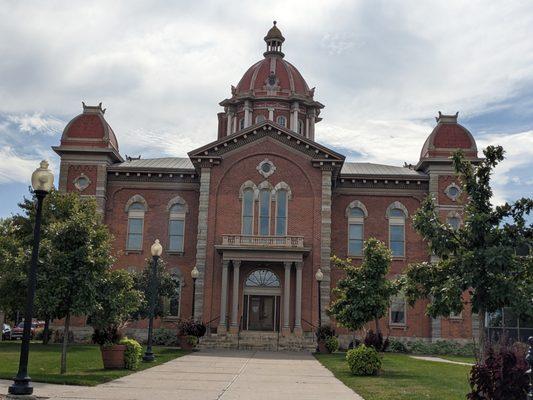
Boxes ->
[317,340,330,354]
[178,335,195,351]
[101,344,126,369]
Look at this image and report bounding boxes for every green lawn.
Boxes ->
[0,342,187,386]
[315,352,472,400]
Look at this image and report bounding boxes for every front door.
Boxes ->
[246,295,277,331]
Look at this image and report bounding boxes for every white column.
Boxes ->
[294,262,303,334]
[232,115,237,133]
[309,110,316,140]
[268,107,274,121]
[230,260,241,332]
[226,112,233,136]
[283,261,292,333]
[218,259,229,333]
[244,100,252,128]
[290,102,299,132]
[305,117,309,138]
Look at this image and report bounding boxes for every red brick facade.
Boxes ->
[52,23,480,345]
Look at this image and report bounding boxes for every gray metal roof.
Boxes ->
[341,162,427,178]
[110,157,194,171]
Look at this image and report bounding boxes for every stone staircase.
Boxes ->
[199,331,317,352]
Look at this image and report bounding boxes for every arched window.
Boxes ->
[245,269,280,287]
[259,188,271,235]
[447,216,461,230]
[348,207,365,256]
[242,188,254,235]
[239,118,245,131]
[298,119,304,135]
[276,115,287,127]
[255,115,266,124]
[126,201,146,250]
[387,203,407,257]
[168,202,186,252]
[275,189,288,236]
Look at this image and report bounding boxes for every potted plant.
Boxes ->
[89,270,143,369]
[315,325,336,353]
[177,319,206,350]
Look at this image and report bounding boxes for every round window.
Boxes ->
[448,186,459,197]
[261,163,271,173]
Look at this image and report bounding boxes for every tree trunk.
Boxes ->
[42,317,50,345]
[374,316,381,336]
[60,313,70,374]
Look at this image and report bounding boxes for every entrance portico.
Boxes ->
[215,235,309,335]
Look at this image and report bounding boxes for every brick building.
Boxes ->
[53,23,480,348]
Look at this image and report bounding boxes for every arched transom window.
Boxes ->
[168,200,187,252]
[347,203,367,256]
[387,202,407,257]
[245,270,280,288]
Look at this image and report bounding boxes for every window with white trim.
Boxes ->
[168,203,186,252]
[127,202,145,250]
[276,115,287,127]
[390,295,406,325]
[389,208,406,257]
[275,189,288,236]
[242,188,254,235]
[259,189,271,235]
[348,207,365,256]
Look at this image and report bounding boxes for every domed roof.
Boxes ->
[264,21,284,42]
[420,112,477,159]
[60,103,119,151]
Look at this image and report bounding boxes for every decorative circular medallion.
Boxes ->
[444,182,462,201]
[256,159,276,178]
[73,174,91,192]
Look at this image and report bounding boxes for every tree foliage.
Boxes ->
[401,146,533,346]
[328,238,398,333]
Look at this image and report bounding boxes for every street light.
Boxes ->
[143,239,162,362]
[315,268,324,328]
[190,266,199,320]
[9,161,54,396]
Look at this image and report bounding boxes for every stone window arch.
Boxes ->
[346,200,368,256]
[386,201,407,257]
[167,196,188,252]
[125,195,147,250]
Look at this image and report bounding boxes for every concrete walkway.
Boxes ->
[1,350,363,400]
[410,355,474,366]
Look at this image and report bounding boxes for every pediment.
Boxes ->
[188,121,345,170]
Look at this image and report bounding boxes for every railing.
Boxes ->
[221,234,305,248]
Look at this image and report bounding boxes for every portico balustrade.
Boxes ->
[221,234,304,248]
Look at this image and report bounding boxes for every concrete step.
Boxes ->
[199,332,317,352]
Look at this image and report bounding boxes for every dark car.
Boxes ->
[2,323,11,340]
[10,320,45,340]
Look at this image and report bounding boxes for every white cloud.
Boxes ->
[7,113,63,135]
[0,147,51,185]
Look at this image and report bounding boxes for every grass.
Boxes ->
[0,342,187,386]
[315,352,472,400]
[438,355,476,364]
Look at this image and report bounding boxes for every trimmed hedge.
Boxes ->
[346,345,382,376]
[120,338,142,370]
[386,338,476,357]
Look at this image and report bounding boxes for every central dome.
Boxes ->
[218,22,323,140]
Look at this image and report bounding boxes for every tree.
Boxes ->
[401,146,533,352]
[131,258,179,321]
[328,238,398,335]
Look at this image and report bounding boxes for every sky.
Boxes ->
[0,0,532,217]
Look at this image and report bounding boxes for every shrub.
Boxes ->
[403,339,477,357]
[315,325,335,341]
[364,330,389,352]
[186,335,199,346]
[325,336,339,353]
[387,338,408,353]
[348,338,361,349]
[177,319,207,338]
[120,338,142,370]
[467,345,528,400]
[92,327,124,346]
[153,328,178,346]
[405,340,431,354]
[346,345,382,376]
[52,329,74,344]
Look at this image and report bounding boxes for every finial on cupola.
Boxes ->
[264,20,285,58]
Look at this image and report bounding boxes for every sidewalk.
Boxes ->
[1,350,364,400]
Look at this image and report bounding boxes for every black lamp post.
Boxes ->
[315,268,324,327]
[9,161,54,396]
[190,266,199,320]
[143,239,162,362]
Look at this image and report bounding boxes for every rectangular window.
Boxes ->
[242,189,254,235]
[259,190,270,236]
[127,218,143,250]
[275,190,287,236]
[168,219,185,252]
[390,224,405,256]
[390,296,406,325]
[348,223,363,256]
